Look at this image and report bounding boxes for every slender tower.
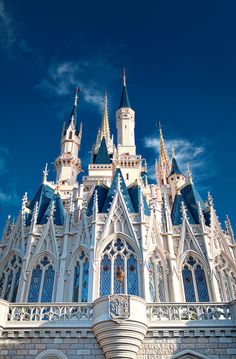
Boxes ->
[116,69,136,156]
[54,88,82,186]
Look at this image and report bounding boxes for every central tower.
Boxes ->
[116,70,136,156]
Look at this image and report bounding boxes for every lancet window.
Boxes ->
[0,254,22,302]
[100,238,138,296]
[73,250,89,302]
[148,253,166,302]
[215,256,236,301]
[182,256,209,302]
[28,256,55,302]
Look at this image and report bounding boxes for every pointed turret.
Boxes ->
[168,153,186,200]
[155,125,171,187]
[116,69,136,156]
[55,88,82,186]
[159,125,170,166]
[119,69,131,109]
[101,91,110,141]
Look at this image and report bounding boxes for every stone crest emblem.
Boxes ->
[109,295,130,323]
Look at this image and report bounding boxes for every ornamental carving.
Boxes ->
[109,295,130,323]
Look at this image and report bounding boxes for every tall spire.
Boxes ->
[101,90,110,140]
[159,123,169,166]
[64,87,80,134]
[119,68,131,108]
[123,68,126,86]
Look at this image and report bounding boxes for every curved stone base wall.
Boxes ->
[93,295,148,358]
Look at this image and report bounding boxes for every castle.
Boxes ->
[0,73,236,359]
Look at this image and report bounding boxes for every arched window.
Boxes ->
[73,251,89,302]
[100,238,139,296]
[215,256,236,301]
[0,254,22,302]
[28,256,55,302]
[182,256,209,302]
[148,253,166,302]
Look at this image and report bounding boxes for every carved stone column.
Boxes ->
[93,295,148,359]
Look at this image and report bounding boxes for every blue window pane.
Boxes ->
[114,255,125,294]
[73,262,80,302]
[28,266,42,302]
[127,255,138,295]
[182,266,196,302]
[100,255,111,296]
[41,265,55,302]
[195,265,209,302]
[157,262,165,302]
[148,261,155,302]
[12,269,21,302]
[82,259,89,302]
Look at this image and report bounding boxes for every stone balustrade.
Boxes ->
[7,303,93,322]
[146,302,232,321]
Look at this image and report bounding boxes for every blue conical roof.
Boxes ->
[26,184,65,226]
[102,169,135,213]
[169,158,184,177]
[94,137,111,164]
[119,85,131,108]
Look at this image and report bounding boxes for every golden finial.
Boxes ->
[156,122,169,166]
[101,90,110,140]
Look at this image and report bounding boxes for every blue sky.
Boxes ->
[0,0,235,233]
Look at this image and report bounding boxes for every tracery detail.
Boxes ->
[148,252,166,302]
[182,256,209,302]
[0,254,22,302]
[100,238,138,296]
[28,256,55,302]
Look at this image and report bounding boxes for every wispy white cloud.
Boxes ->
[39,60,108,111]
[144,135,216,185]
[38,48,122,112]
[0,0,31,54]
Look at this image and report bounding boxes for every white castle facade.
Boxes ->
[0,74,236,359]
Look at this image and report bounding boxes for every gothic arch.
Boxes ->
[26,252,56,303]
[147,248,169,302]
[172,349,210,359]
[214,252,236,301]
[67,246,90,302]
[35,349,68,359]
[96,232,141,260]
[178,250,209,272]
[98,236,140,297]
[179,251,211,302]
[0,251,22,302]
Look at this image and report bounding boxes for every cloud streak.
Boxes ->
[0,0,31,55]
[38,48,122,112]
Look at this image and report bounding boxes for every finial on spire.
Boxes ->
[74,86,80,107]
[181,201,188,221]
[101,90,110,140]
[172,146,175,159]
[49,200,55,219]
[156,123,169,166]
[186,163,193,184]
[123,68,126,86]
[208,191,214,207]
[117,173,121,190]
[43,163,49,184]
